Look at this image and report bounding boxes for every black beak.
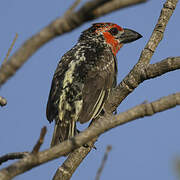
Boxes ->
[120,28,142,44]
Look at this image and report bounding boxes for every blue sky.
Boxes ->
[0,0,180,179]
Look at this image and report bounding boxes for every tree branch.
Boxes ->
[95,145,112,180]
[105,56,180,112]
[0,152,29,166]
[0,33,18,107]
[2,33,18,65]
[146,56,180,78]
[64,0,81,15]
[94,0,147,17]
[52,139,96,180]
[138,0,178,64]
[31,126,47,154]
[0,0,147,87]
[0,92,179,180]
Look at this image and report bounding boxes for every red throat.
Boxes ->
[103,31,123,55]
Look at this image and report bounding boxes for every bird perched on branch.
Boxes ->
[46,22,142,147]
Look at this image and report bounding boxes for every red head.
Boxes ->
[80,23,142,56]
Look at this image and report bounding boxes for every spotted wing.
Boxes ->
[46,54,72,123]
[78,57,117,124]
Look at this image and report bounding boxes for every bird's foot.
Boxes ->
[76,128,97,149]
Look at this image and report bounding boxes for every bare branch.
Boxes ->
[138,0,178,64]
[146,57,180,78]
[2,33,18,65]
[0,33,18,107]
[0,92,179,180]
[95,145,112,180]
[0,0,147,87]
[0,152,29,165]
[65,0,81,15]
[94,0,147,17]
[32,126,47,154]
[105,56,180,112]
[53,140,96,180]
[0,96,7,107]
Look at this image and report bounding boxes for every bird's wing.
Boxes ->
[46,54,72,122]
[78,60,116,124]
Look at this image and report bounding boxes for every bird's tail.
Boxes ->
[50,120,76,147]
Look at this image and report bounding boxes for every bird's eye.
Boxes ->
[109,28,118,35]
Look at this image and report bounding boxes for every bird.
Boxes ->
[46,22,142,147]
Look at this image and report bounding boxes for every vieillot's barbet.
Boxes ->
[46,22,142,147]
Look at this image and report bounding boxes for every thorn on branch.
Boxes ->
[31,126,47,154]
[95,145,112,180]
[0,152,29,165]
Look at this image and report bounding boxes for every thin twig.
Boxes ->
[0,96,7,107]
[2,33,18,65]
[0,33,18,107]
[31,126,47,154]
[94,0,147,17]
[65,0,81,15]
[0,152,29,165]
[95,145,112,180]
[138,0,177,64]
